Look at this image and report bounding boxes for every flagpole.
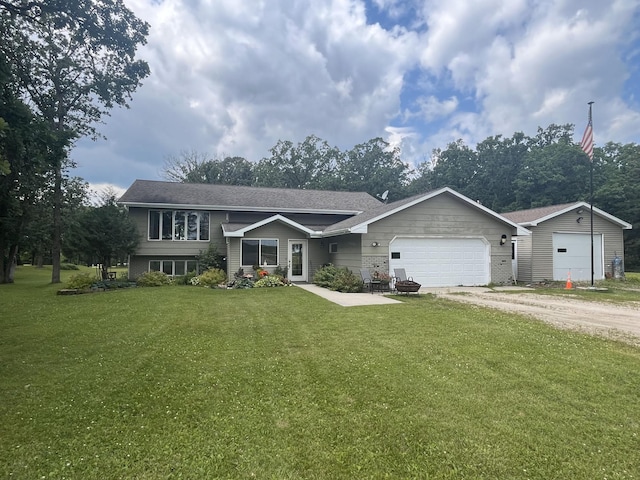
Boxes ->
[588,101,594,288]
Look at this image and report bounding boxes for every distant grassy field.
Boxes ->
[1,266,639,479]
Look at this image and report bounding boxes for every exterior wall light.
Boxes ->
[371,242,379,247]
[500,234,508,246]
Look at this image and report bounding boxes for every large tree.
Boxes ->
[337,138,411,201]
[0,56,50,283]
[0,0,149,283]
[254,135,341,190]
[163,150,255,186]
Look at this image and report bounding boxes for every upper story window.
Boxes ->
[149,210,209,241]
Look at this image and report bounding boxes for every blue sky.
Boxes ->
[72,0,640,198]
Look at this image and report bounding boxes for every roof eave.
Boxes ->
[118,201,365,215]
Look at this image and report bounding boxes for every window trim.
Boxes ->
[148,259,199,276]
[328,242,338,253]
[241,238,279,267]
[148,210,210,241]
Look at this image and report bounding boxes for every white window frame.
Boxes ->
[149,260,199,276]
[241,238,279,267]
[148,210,210,241]
[328,242,338,253]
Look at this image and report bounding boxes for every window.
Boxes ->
[149,260,199,276]
[241,239,279,266]
[329,243,338,253]
[149,210,209,241]
[391,252,400,259]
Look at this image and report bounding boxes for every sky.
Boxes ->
[72,0,640,198]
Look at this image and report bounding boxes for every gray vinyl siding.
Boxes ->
[128,207,226,256]
[515,235,533,283]
[526,212,625,282]
[226,222,328,279]
[327,234,363,274]
[363,194,517,284]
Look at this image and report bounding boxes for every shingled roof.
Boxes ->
[118,180,382,214]
[502,202,632,229]
[501,203,577,224]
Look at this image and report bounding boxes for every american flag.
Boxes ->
[580,105,594,160]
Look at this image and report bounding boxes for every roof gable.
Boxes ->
[324,187,530,235]
[119,180,382,214]
[222,214,319,237]
[502,202,632,229]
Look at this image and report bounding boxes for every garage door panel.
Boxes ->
[552,233,603,281]
[390,237,490,287]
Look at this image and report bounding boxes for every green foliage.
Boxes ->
[136,271,172,287]
[231,277,254,289]
[312,264,340,288]
[313,264,363,292]
[194,268,226,287]
[65,272,96,290]
[330,269,364,293]
[254,275,285,288]
[60,263,79,270]
[174,270,198,286]
[273,265,288,278]
[64,199,139,279]
[196,244,226,273]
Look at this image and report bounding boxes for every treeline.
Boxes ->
[164,126,640,269]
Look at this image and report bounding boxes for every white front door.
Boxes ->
[288,239,308,282]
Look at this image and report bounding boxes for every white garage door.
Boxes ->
[552,233,603,281]
[389,237,490,287]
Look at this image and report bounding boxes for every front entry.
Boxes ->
[288,239,308,282]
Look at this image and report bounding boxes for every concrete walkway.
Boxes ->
[295,283,532,307]
[295,283,402,307]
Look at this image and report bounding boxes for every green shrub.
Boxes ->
[313,265,363,292]
[254,275,285,288]
[66,272,97,290]
[231,277,254,289]
[312,264,340,288]
[194,268,227,287]
[273,265,288,278]
[60,263,80,270]
[136,271,173,287]
[174,270,198,286]
[331,269,364,293]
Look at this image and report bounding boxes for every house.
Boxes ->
[118,180,529,287]
[502,202,632,283]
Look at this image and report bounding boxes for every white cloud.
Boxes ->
[72,0,640,189]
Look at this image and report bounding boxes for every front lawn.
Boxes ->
[1,266,639,479]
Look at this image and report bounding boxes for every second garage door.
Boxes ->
[389,237,490,287]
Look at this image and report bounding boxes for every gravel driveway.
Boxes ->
[426,286,640,346]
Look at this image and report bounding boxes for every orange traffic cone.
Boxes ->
[565,272,573,289]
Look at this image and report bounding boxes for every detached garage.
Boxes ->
[390,237,490,287]
[502,202,631,284]
[552,232,603,281]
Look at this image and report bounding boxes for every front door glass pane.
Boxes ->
[291,243,303,276]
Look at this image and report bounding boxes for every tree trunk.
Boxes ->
[0,244,19,284]
[51,165,62,283]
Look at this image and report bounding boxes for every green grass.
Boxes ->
[2,266,640,479]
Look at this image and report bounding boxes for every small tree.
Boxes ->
[64,196,139,279]
[196,244,226,274]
